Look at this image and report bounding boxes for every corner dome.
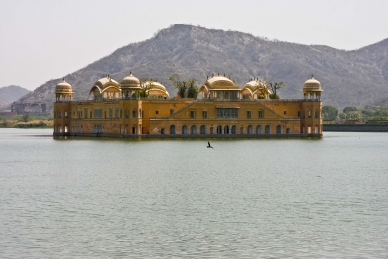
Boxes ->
[303,76,323,92]
[55,78,73,94]
[121,72,141,89]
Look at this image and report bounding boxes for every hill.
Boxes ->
[0,85,30,107]
[17,24,388,111]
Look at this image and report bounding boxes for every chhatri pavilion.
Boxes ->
[53,73,323,137]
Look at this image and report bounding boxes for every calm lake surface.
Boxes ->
[0,128,388,258]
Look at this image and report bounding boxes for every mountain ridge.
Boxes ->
[0,85,30,107]
[16,24,388,111]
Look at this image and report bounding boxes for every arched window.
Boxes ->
[191,125,197,134]
[182,125,188,134]
[248,125,253,134]
[200,125,206,134]
[224,125,230,134]
[170,125,176,134]
[276,125,282,134]
[125,110,129,118]
[161,128,165,134]
[231,125,237,134]
[265,125,271,134]
[256,125,262,134]
[217,125,222,134]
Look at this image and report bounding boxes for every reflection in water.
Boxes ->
[0,129,388,258]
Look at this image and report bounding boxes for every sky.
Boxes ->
[1,0,387,91]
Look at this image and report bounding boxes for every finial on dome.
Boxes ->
[130,71,132,75]
[224,73,225,77]
[212,73,214,77]
[218,72,219,76]
[207,75,208,79]
[311,74,314,79]
[62,78,65,82]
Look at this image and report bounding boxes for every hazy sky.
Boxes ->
[1,0,387,90]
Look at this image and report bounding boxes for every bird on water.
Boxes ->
[207,142,213,148]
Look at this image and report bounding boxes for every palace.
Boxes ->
[53,73,323,138]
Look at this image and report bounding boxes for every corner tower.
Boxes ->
[54,79,73,135]
[301,75,323,135]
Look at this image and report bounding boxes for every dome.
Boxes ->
[203,75,239,90]
[243,80,266,91]
[55,78,73,94]
[303,76,323,92]
[145,81,170,97]
[121,72,141,89]
[145,81,166,91]
[94,76,119,90]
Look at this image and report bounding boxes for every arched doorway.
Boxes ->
[256,125,262,134]
[191,125,197,134]
[248,125,253,134]
[182,125,188,134]
[265,125,271,134]
[276,125,282,134]
[161,128,165,134]
[231,125,237,134]
[286,128,290,134]
[217,125,222,134]
[200,125,206,134]
[240,127,245,134]
[224,125,230,134]
[170,125,176,134]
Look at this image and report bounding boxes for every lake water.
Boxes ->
[1,128,388,258]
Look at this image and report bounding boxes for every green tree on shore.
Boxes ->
[322,105,338,120]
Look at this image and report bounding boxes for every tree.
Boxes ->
[169,74,198,98]
[22,114,30,122]
[139,78,155,98]
[343,106,357,113]
[267,81,285,99]
[322,105,338,120]
[0,115,9,127]
[186,78,198,99]
[348,111,361,120]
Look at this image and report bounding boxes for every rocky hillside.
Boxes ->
[18,24,388,111]
[0,85,30,107]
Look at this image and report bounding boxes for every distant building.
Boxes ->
[0,110,17,118]
[11,102,47,115]
[53,74,323,137]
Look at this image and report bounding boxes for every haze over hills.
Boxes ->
[16,24,388,111]
[0,85,30,107]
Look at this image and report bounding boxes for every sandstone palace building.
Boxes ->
[53,73,323,138]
